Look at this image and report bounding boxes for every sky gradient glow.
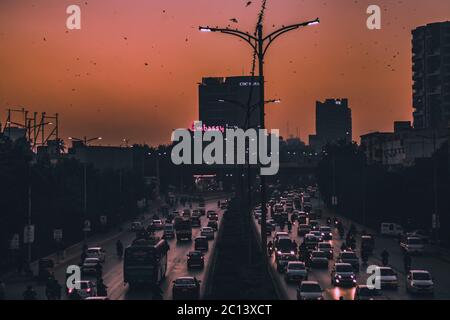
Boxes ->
[1,0,449,146]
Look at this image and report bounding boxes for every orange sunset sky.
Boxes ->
[1,0,449,146]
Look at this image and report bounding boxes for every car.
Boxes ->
[297,224,311,237]
[81,257,101,274]
[309,251,329,269]
[187,251,205,269]
[338,251,360,272]
[331,263,357,287]
[67,280,97,299]
[129,221,143,232]
[400,237,425,255]
[276,253,297,273]
[406,270,434,295]
[297,281,323,300]
[354,285,386,300]
[191,216,201,228]
[163,224,175,239]
[209,212,219,221]
[309,220,320,231]
[275,238,296,258]
[285,261,308,282]
[207,210,217,219]
[201,227,215,240]
[195,237,209,252]
[406,230,431,243]
[377,267,398,289]
[192,210,201,218]
[220,203,227,210]
[172,277,201,300]
[152,219,164,230]
[297,214,307,225]
[309,231,324,242]
[86,247,106,263]
[207,220,218,231]
[183,209,191,218]
[319,226,333,241]
[317,242,334,260]
[304,234,320,250]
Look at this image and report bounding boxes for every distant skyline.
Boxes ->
[1,0,449,146]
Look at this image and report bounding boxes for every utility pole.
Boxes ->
[200,16,320,258]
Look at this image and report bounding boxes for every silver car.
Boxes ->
[285,262,308,282]
[297,281,324,300]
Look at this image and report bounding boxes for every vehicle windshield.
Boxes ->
[319,244,331,250]
[79,282,90,289]
[341,252,357,259]
[278,239,293,248]
[408,238,423,245]
[301,283,321,293]
[312,252,327,258]
[380,268,396,276]
[336,265,354,273]
[175,279,195,285]
[413,272,431,280]
[189,252,203,258]
[85,258,98,264]
[289,263,305,270]
[164,225,173,230]
[320,227,331,232]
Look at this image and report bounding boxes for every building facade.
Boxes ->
[199,76,261,129]
[412,21,450,130]
[309,98,352,151]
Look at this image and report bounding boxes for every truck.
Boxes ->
[175,218,192,242]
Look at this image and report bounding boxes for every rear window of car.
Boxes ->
[412,272,431,280]
[341,252,357,259]
[380,268,395,276]
[175,279,195,285]
[289,263,305,270]
[336,265,353,273]
[301,283,321,292]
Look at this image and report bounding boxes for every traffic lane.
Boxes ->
[113,200,224,300]
[4,219,144,300]
[311,198,450,299]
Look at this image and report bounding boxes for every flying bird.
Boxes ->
[246,1,252,7]
[229,18,238,23]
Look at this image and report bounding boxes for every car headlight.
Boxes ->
[338,275,342,279]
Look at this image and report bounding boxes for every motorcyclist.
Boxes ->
[381,249,389,266]
[95,263,103,280]
[287,221,292,233]
[361,249,369,265]
[217,200,220,208]
[23,285,37,300]
[340,242,347,252]
[116,240,124,258]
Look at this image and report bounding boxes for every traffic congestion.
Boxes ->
[6,196,227,300]
[253,186,447,300]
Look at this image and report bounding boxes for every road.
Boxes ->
[3,198,225,300]
[254,196,450,300]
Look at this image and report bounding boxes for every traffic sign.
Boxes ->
[10,234,19,250]
[83,220,91,232]
[23,225,35,244]
[100,216,107,225]
[53,229,63,241]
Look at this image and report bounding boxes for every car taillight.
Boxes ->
[68,288,73,293]
[87,288,91,293]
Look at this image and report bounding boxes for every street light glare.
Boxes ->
[308,19,320,26]
[199,27,212,32]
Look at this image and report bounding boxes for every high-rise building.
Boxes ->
[412,21,450,130]
[199,76,261,129]
[309,98,352,150]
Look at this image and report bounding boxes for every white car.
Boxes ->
[377,267,398,289]
[285,262,308,282]
[68,280,97,299]
[406,270,434,295]
[201,227,215,240]
[400,237,425,254]
[297,281,324,300]
[81,257,101,274]
[86,247,106,263]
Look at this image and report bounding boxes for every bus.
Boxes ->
[124,238,169,287]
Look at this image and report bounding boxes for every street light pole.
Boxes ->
[200,17,320,257]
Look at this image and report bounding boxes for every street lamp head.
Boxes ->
[307,18,320,26]
[199,26,212,32]
[218,99,226,103]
